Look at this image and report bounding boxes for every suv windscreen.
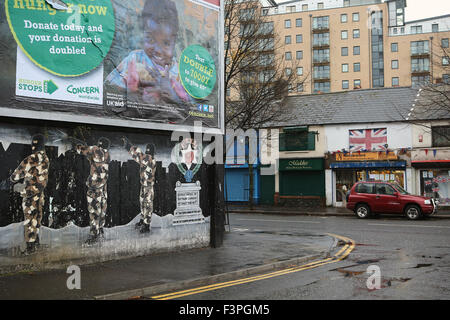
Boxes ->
[355,183,375,194]
[392,183,409,195]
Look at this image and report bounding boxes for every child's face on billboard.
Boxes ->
[144,19,177,68]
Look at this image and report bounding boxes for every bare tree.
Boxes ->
[408,43,450,144]
[224,0,306,130]
[224,0,307,208]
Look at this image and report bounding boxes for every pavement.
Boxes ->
[0,204,447,300]
[0,219,337,300]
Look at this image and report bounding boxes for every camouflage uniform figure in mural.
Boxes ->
[76,138,111,244]
[122,137,156,233]
[10,134,49,254]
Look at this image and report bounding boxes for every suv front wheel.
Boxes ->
[355,203,371,219]
[405,204,422,220]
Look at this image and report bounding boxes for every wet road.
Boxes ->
[176,213,450,300]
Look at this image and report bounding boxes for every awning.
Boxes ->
[331,161,407,169]
[411,160,450,168]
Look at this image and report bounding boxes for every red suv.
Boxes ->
[346,181,437,220]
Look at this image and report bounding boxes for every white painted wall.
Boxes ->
[325,122,413,152]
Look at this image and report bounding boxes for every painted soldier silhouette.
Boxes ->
[122,137,156,233]
[10,134,49,254]
[76,138,111,244]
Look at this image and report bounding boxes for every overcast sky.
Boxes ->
[274,0,450,21]
[404,0,450,21]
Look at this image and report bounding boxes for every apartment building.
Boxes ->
[258,0,450,94]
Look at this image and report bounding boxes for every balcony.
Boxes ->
[312,26,330,34]
[410,51,430,59]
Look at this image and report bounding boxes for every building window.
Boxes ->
[391,60,399,69]
[352,12,360,22]
[314,81,330,93]
[411,25,422,34]
[432,24,439,33]
[342,80,349,89]
[313,16,329,30]
[285,19,291,28]
[353,29,360,38]
[285,35,291,44]
[432,126,450,147]
[313,32,330,46]
[288,83,294,93]
[302,4,308,11]
[318,2,324,9]
[313,65,330,79]
[297,83,304,92]
[443,56,450,66]
[391,43,398,52]
[411,40,429,55]
[313,48,330,63]
[411,75,430,87]
[354,62,360,72]
[341,14,347,23]
[296,34,303,43]
[341,30,348,39]
[297,67,303,76]
[261,8,268,16]
[341,47,348,56]
[296,18,302,27]
[411,58,430,72]
[442,38,449,48]
[344,0,350,7]
[285,51,292,60]
[354,79,361,88]
[313,32,330,47]
[444,74,450,84]
[353,46,360,55]
[296,50,303,60]
[280,130,315,151]
[342,63,349,73]
[285,68,292,76]
[287,5,296,13]
[392,77,399,86]
[393,28,398,35]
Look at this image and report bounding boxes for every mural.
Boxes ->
[0,120,215,271]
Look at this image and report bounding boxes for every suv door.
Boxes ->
[374,183,401,213]
[354,183,376,208]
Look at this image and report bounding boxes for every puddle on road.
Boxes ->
[412,263,433,268]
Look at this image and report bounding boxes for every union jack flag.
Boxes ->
[349,128,387,152]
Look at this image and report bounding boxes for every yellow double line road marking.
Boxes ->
[151,233,355,300]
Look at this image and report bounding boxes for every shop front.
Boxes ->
[276,158,325,207]
[411,159,450,208]
[329,151,408,207]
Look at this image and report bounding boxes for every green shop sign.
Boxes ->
[279,158,323,171]
[179,44,216,99]
[5,0,115,77]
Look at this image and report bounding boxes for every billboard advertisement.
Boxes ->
[0,0,223,133]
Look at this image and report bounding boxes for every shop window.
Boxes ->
[420,170,450,206]
[432,126,450,147]
[279,129,315,151]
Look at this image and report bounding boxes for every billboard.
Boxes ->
[0,0,224,133]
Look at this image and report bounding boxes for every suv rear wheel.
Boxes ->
[355,203,371,219]
[405,204,422,220]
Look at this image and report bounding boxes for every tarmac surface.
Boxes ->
[0,205,448,300]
